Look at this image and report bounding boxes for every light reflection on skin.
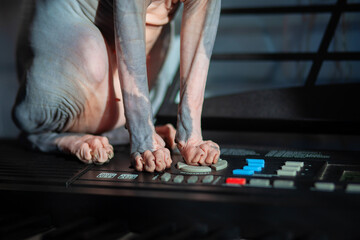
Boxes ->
[12,0,221,172]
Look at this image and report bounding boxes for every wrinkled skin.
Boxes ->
[12,0,221,172]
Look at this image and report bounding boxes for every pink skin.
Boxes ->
[55,126,176,167]
[113,0,175,173]
[55,135,114,165]
[176,0,221,166]
[113,0,221,171]
[46,0,220,171]
[155,124,177,150]
[50,0,179,170]
[133,124,176,172]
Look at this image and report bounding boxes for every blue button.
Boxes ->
[233,169,254,176]
[246,159,265,167]
[247,163,264,168]
[243,165,262,172]
[246,159,265,164]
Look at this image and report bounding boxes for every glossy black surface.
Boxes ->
[0,130,360,239]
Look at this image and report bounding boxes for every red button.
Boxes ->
[226,178,246,185]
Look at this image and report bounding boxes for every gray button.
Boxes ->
[177,161,212,173]
[281,165,301,172]
[277,169,297,177]
[314,182,335,191]
[118,174,138,180]
[202,175,214,184]
[96,172,117,179]
[160,173,171,182]
[176,162,188,169]
[285,161,304,167]
[181,165,212,173]
[173,175,184,183]
[273,180,295,189]
[346,184,360,193]
[187,176,198,184]
[211,159,228,171]
[249,178,270,187]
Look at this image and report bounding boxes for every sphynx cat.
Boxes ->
[12,0,221,172]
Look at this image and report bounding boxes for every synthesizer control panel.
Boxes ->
[1,140,360,239]
[73,146,360,198]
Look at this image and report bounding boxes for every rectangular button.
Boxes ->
[173,175,184,183]
[187,176,198,184]
[226,178,246,185]
[346,184,360,193]
[277,169,297,177]
[243,165,262,172]
[273,180,294,188]
[202,175,214,184]
[233,169,254,176]
[247,163,264,168]
[285,161,304,167]
[118,174,138,180]
[96,172,117,179]
[246,159,265,164]
[249,178,270,187]
[281,165,301,172]
[314,182,335,191]
[160,173,171,182]
[246,159,265,167]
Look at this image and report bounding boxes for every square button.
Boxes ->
[346,184,360,193]
[277,169,297,177]
[285,161,304,167]
[187,176,199,184]
[314,182,335,191]
[202,175,214,184]
[273,180,295,189]
[281,165,301,172]
[249,178,270,187]
[173,175,184,183]
[161,173,171,182]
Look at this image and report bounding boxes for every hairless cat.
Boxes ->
[12,0,221,172]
